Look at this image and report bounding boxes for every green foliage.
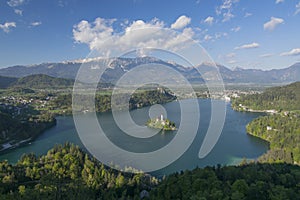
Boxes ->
[0,76,17,89]
[246,111,300,164]
[128,89,176,110]
[0,143,157,199]
[11,74,74,89]
[232,82,300,111]
[1,144,300,199]
[51,88,176,114]
[146,118,176,131]
[232,81,300,164]
[150,164,300,200]
[0,111,56,146]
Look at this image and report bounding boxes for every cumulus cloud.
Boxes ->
[7,0,24,7]
[203,16,214,25]
[276,0,284,4]
[231,26,241,32]
[235,42,260,50]
[30,21,42,26]
[295,2,300,15]
[0,22,16,33]
[280,48,300,56]
[73,17,195,56]
[170,15,191,29]
[216,0,239,22]
[263,17,284,31]
[14,9,22,15]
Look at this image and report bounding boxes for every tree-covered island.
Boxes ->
[146,114,176,131]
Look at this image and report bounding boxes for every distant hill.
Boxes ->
[232,81,300,111]
[0,57,300,84]
[0,74,75,90]
[0,76,17,89]
[12,74,74,89]
[0,74,115,90]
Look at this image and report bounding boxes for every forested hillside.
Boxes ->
[232,82,300,111]
[232,82,300,165]
[1,143,300,200]
[0,111,56,149]
[0,76,17,89]
[151,163,300,200]
[12,74,75,89]
[0,143,158,199]
[246,111,300,164]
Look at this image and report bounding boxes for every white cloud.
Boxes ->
[260,53,273,58]
[203,16,214,25]
[58,0,66,7]
[14,9,22,15]
[295,2,300,15]
[7,0,24,7]
[227,60,237,64]
[226,53,236,58]
[224,53,236,64]
[30,21,42,27]
[215,32,228,39]
[276,0,284,4]
[280,48,300,56]
[231,26,241,32]
[235,42,260,50]
[171,15,191,29]
[244,12,252,17]
[222,11,234,22]
[0,22,16,33]
[263,17,284,31]
[216,0,239,22]
[73,17,195,56]
[204,34,213,41]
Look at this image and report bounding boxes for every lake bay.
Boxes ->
[0,99,268,176]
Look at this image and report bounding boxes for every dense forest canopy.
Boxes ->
[0,143,300,200]
[232,82,300,111]
[13,74,75,89]
[246,111,300,164]
[231,81,300,165]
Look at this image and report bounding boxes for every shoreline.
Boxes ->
[0,119,56,154]
[1,98,269,168]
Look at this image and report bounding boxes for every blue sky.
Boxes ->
[0,0,300,69]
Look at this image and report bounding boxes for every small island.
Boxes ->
[146,114,176,131]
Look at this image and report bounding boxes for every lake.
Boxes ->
[0,99,269,176]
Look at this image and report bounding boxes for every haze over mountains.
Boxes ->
[0,57,299,84]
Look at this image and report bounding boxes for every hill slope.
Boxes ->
[232,82,300,164]
[0,143,300,199]
[12,74,74,89]
[232,81,300,111]
[0,76,17,89]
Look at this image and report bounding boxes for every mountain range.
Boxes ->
[0,57,299,84]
